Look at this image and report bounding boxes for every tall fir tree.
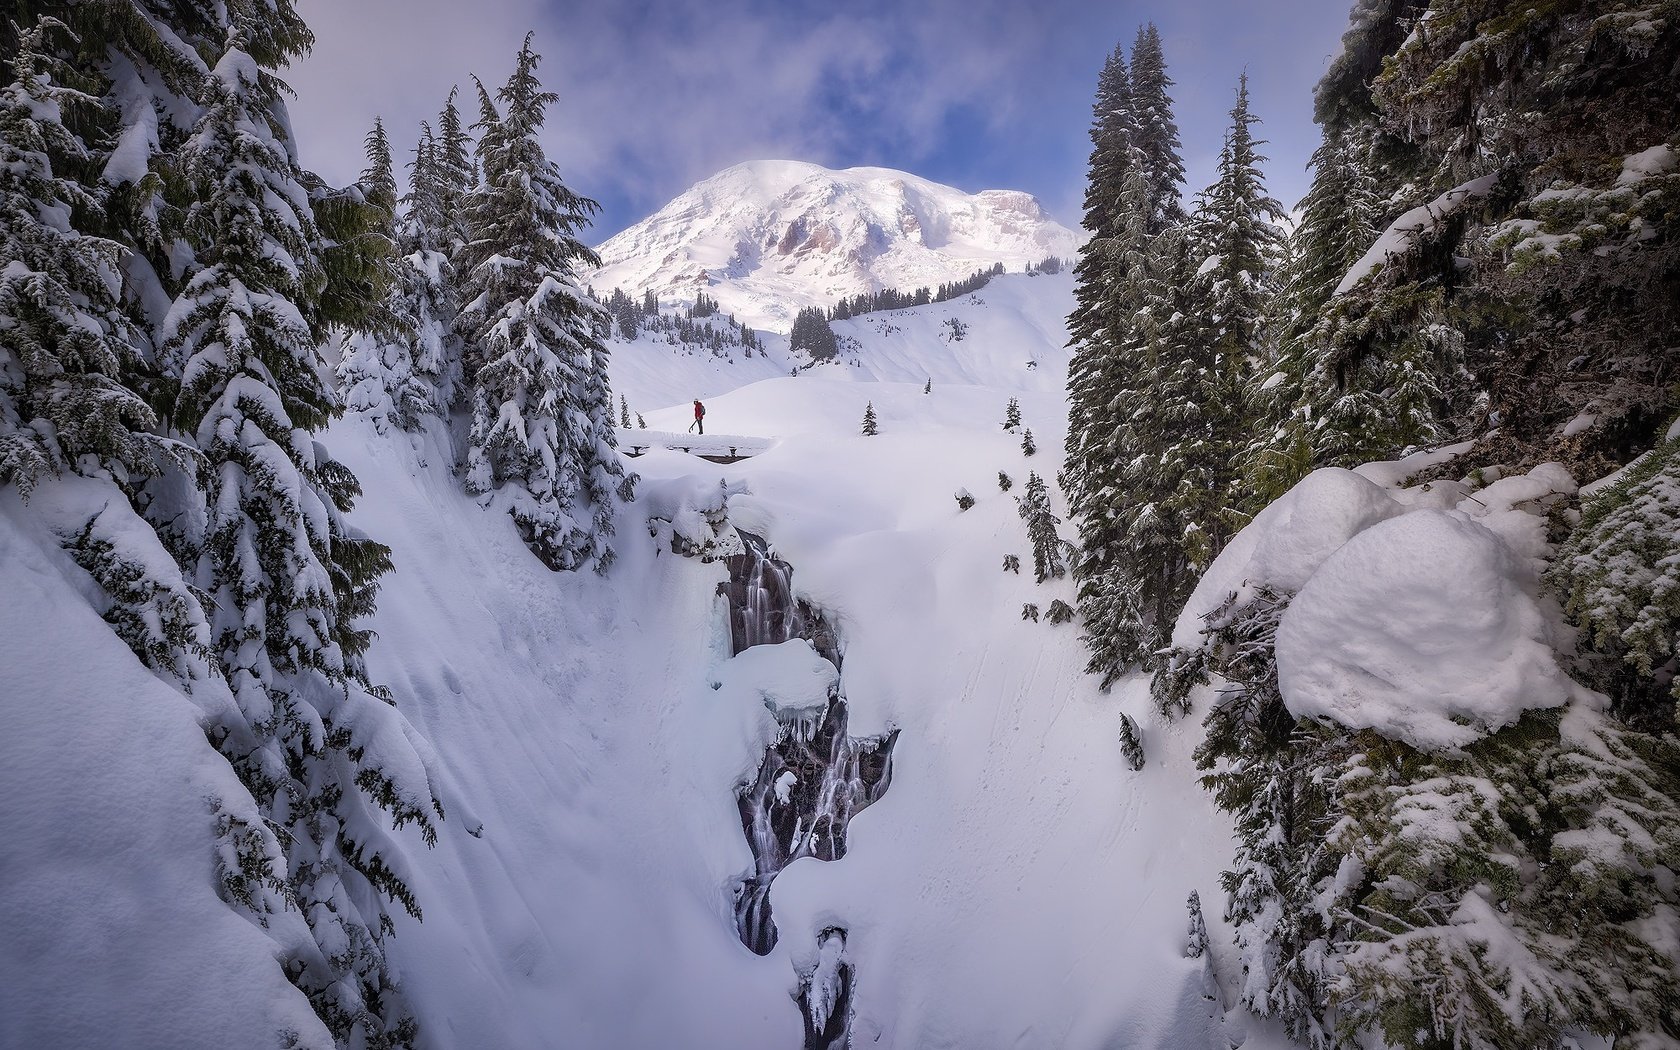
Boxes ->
[1186,74,1287,540]
[1064,25,1197,688]
[454,34,633,572]
[337,118,435,433]
[161,29,439,1047]
[1241,125,1385,510]
[1126,24,1186,232]
[1066,158,1165,689]
[434,85,477,253]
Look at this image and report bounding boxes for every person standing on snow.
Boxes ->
[692,399,706,434]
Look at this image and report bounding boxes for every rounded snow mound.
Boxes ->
[1173,468,1402,647]
[1275,509,1576,751]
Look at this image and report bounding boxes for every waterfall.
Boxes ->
[797,927,854,1050]
[721,531,842,667]
[717,529,896,958]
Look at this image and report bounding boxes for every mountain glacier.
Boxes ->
[590,160,1082,331]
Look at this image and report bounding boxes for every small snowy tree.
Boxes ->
[1017,472,1067,583]
[1002,553,1021,574]
[1003,397,1022,430]
[1046,599,1075,624]
[1119,713,1146,770]
[620,393,631,428]
[1020,427,1037,456]
[454,35,634,571]
[954,488,975,511]
[1021,603,1040,622]
[1184,890,1208,957]
[861,401,878,436]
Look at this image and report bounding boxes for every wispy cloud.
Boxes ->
[286,0,1350,241]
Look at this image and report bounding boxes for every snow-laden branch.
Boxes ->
[1334,173,1499,296]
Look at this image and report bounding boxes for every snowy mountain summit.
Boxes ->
[590,160,1081,330]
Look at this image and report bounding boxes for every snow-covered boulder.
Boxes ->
[1274,509,1579,751]
[1173,467,1403,647]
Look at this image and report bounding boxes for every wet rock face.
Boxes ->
[719,531,842,667]
[738,697,897,870]
[720,530,896,955]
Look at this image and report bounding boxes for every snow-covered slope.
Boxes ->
[609,269,1076,417]
[590,160,1081,331]
[1,275,1260,1049]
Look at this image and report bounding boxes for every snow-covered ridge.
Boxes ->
[590,160,1081,331]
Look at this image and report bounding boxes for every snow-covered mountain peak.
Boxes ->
[590,160,1081,331]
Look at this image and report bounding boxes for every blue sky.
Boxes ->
[289,0,1354,244]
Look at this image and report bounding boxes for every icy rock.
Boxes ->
[1173,468,1402,648]
[1275,509,1577,751]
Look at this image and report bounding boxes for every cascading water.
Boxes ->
[720,530,841,666]
[718,530,896,961]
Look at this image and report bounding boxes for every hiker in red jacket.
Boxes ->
[692,399,706,435]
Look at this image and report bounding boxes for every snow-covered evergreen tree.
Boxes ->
[861,401,878,436]
[1065,159,1161,688]
[1126,24,1185,232]
[434,85,477,252]
[1017,472,1066,584]
[454,35,633,572]
[162,31,440,1046]
[1118,713,1145,771]
[1183,890,1208,958]
[1003,397,1022,431]
[1187,74,1286,537]
[1020,427,1036,456]
[1551,428,1680,732]
[1241,125,1384,511]
[336,119,434,433]
[0,18,169,496]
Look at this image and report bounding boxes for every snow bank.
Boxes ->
[1173,468,1402,647]
[712,639,838,717]
[1616,143,1677,187]
[1274,510,1577,751]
